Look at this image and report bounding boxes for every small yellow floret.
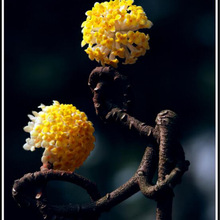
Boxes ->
[23,101,95,172]
[81,0,153,68]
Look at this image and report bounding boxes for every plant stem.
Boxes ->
[155,110,178,220]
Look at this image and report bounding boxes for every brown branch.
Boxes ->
[12,143,189,220]
[12,170,101,219]
[88,67,190,220]
[88,67,159,144]
[12,66,190,220]
[155,110,179,220]
[88,66,131,119]
[138,159,189,201]
[12,145,158,219]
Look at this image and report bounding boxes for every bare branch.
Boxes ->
[12,145,158,219]
[12,67,190,220]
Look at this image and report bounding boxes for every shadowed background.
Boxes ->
[4,0,215,219]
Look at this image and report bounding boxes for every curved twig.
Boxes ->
[88,67,159,143]
[138,112,190,205]
[88,66,131,120]
[12,66,190,220]
[88,67,190,220]
[12,144,189,220]
[138,159,190,201]
[12,145,157,219]
[12,170,101,219]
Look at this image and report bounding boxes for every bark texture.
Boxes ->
[12,66,189,220]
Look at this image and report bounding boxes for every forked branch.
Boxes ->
[12,67,189,220]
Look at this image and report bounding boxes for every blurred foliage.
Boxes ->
[4,0,215,219]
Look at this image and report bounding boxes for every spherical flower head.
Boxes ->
[23,101,95,172]
[81,0,153,68]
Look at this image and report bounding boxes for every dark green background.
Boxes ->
[5,0,215,219]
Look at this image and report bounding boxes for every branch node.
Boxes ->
[137,170,145,176]
[106,193,111,199]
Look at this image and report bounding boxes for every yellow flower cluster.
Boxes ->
[23,101,95,172]
[81,0,152,68]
